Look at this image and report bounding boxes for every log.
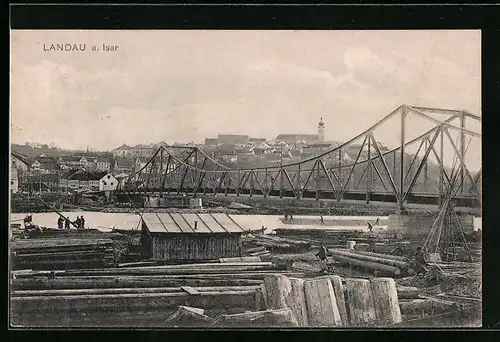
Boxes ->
[12,286,262,297]
[330,249,410,269]
[211,308,299,327]
[316,275,348,325]
[370,278,402,325]
[11,277,264,290]
[333,254,401,276]
[288,277,309,327]
[345,278,377,326]
[304,278,342,327]
[219,257,261,263]
[24,265,278,277]
[396,286,420,299]
[354,250,408,262]
[164,305,213,327]
[243,246,267,254]
[11,290,259,313]
[263,274,292,310]
[398,298,457,315]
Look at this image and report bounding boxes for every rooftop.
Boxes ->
[141,213,261,234]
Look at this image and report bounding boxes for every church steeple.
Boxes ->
[318,117,325,142]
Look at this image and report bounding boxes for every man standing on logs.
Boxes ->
[414,247,428,275]
[316,244,333,273]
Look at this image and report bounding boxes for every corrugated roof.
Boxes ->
[141,213,256,234]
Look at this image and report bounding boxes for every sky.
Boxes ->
[10,30,481,170]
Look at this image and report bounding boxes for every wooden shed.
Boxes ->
[140,213,260,261]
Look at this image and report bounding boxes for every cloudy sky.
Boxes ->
[10,30,481,169]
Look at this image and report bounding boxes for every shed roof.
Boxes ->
[141,213,258,234]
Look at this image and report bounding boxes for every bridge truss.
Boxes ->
[116,105,481,209]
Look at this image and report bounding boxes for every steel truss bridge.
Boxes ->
[116,105,481,209]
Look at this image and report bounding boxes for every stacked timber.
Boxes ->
[260,274,402,327]
[10,261,308,327]
[242,234,310,253]
[329,249,414,277]
[11,238,115,270]
[274,228,365,245]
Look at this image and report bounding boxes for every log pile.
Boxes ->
[274,228,365,245]
[11,238,116,270]
[329,249,414,277]
[10,262,306,327]
[261,274,403,327]
[242,234,311,254]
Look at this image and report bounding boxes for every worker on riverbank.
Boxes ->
[320,216,324,225]
[64,217,71,229]
[375,217,380,225]
[367,222,374,232]
[23,214,33,229]
[80,216,85,229]
[57,216,64,229]
[316,244,332,273]
[414,247,428,275]
[74,216,82,229]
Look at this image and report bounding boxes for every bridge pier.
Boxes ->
[388,210,475,242]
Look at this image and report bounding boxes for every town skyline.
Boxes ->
[11,30,481,170]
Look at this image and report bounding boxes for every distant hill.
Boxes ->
[10,144,107,158]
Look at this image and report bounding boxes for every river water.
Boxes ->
[10,212,482,233]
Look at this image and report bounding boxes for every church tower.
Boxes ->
[318,117,325,142]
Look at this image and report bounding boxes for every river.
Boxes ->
[10,212,482,233]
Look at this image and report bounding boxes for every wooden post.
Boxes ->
[345,278,376,326]
[370,277,402,325]
[288,277,309,327]
[304,278,342,327]
[318,275,348,325]
[263,274,292,310]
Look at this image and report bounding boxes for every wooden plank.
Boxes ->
[345,278,377,326]
[182,213,212,233]
[140,213,167,233]
[154,213,182,233]
[211,213,242,233]
[317,275,348,326]
[180,286,201,295]
[198,214,227,233]
[304,278,342,327]
[370,278,402,325]
[288,277,309,327]
[170,213,195,233]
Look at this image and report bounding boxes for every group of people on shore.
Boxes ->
[57,215,86,230]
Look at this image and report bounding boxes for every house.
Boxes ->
[61,170,110,191]
[139,213,262,261]
[249,137,266,144]
[114,158,135,173]
[58,156,84,170]
[96,158,111,172]
[217,134,249,146]
[30,157,59,174]
[131,144,156,159]
[275,134,319,144]
[204,138,218,146]
[28,173,60,190]
[10,165,18,193]
[99,173,118,191]
[113,144,132,158]
[11,152,30,173]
